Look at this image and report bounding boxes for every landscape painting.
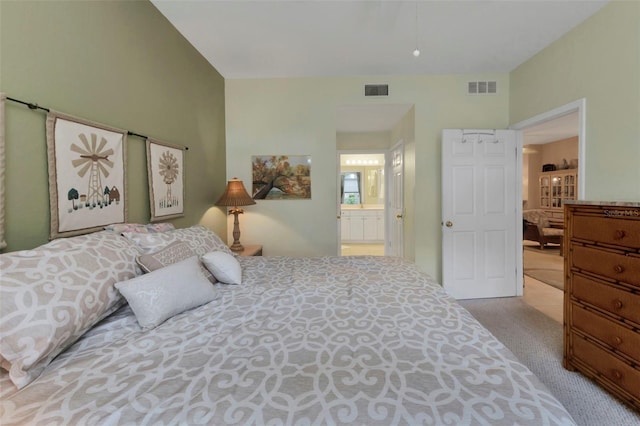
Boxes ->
[251,155,311,200]
[46,112,126,239]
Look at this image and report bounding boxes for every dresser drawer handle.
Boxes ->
[613,265,625,274]
[613,299,624,310]
[613,336,623,346]
[614,229,626,240]
[611,370,623,381]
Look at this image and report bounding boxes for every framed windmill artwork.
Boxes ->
[46,112,127,239]
[146,139,184,221]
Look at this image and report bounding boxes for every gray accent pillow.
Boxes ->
[136,241,216,283]
[115,256,217,331]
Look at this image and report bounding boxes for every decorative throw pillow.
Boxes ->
[201,251,242,285]
[0,231,140,389]
[136,241,216,283]
[123,225,232,256]
[115,256,217,330]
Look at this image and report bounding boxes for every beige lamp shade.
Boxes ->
[215,178,256,207]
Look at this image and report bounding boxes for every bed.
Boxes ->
[0,225,575,425]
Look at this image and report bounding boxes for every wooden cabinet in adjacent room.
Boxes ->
[564,202,640,410]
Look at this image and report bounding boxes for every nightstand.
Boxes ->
[232,244,263,257]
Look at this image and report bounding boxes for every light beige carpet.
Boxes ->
[523,245,564,290]
[460,297,640,426]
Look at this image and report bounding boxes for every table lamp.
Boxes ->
[215,178,256,252]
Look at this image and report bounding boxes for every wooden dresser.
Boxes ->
[564,202,640,410]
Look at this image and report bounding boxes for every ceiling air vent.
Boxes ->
[467,80,497,95]
[365,84,389,96]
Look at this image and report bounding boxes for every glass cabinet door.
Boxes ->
[551,176,562,208]
[539,176,550,208]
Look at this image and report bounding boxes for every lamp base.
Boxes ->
[229,241,244,252]
[229,209,245,252]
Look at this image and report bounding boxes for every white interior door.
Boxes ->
[442,129,519,299]
[387,141,404,257]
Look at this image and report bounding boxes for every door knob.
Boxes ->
[445,221,453,228]
[396,214,403,219]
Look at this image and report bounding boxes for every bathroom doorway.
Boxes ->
[338,152,386,256]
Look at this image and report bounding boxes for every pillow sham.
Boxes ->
[104,222,175,234]
[115,256,217,330]
[0,231,140,389]
[123,225,232,256]
[201,251,242,285]
[136,241,216,283]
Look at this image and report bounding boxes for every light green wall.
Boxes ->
[510,1,640,201]
[226,75,509,278]
[336,131,391,150]
[0,0,227,251]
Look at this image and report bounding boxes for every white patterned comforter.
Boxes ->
[1,256,575,425]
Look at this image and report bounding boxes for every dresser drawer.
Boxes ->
[571,274,640,325]
[570,333,640,400]
[571,303,640,363]
[572,245,640,287]
[572,214,640,249]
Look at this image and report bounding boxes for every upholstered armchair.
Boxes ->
[523,209,564,251]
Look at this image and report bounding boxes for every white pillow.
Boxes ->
[115,256,217,330]
[201,251,242,285]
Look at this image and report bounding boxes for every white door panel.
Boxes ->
[388,142,404,257]
[442,129,518,299]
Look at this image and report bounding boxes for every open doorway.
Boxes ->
[335,103,413,257]
[512,99,585,321]
[338,152,386,256]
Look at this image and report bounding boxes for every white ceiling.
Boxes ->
[151,0,607,79]
[523,111,579,145]
[151,0,594,136]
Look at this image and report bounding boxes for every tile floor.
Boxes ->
[341,243,385,256]
[523,275,563,323]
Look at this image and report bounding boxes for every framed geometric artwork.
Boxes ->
[251,155,311,200]
[146,138,184,222]
[46,111,127,239]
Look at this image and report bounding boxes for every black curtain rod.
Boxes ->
[6,96,188,150]
[6,96,50,112]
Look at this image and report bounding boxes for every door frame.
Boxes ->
[509,98,586,294]
[336,149,388,255]
[510,98,586,199]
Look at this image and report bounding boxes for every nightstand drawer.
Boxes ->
[571,303,640,363]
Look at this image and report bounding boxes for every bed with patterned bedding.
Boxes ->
[0,226,575,425]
